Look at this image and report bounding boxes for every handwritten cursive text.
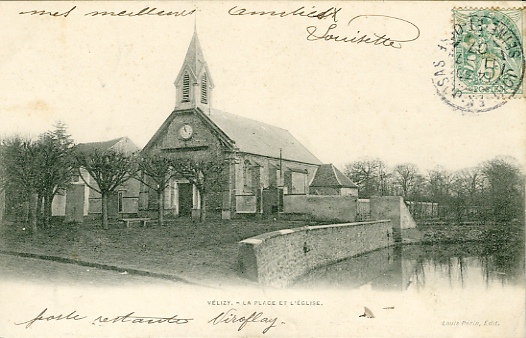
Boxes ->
[84,8,195,17]
[19,6,77,17]
[15,308,87,329]
[18,6,195,18]
[93,312,193,325]
[208,308,280,334]
[15,308,193,329]
[306,15,420,49]
[228,6,341,23]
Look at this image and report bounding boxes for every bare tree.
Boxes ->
[412,174,428,201]
[133,152,178,226]
[74,149,136,229]
[481,156,524,223]
[376,160,392,196]
[344,157,389,198]
[0,123,75,229]
[456,167,484,203]
[393,163,420,199]
[427,166,452,201]
[34,122,75,228]
[426,165,455,218]
[0,136,40,232]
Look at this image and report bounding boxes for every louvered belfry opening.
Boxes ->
[182,72,190,103]
[201,74,208,104]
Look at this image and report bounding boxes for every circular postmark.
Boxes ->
[453,9,524,97]
[432,9,524,114]
[432,39,508,114]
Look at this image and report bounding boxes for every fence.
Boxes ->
[405,201,439,220]
[359,199,439,221]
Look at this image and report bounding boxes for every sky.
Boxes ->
[0,1,524,173]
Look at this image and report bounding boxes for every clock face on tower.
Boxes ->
[179,124,193,140]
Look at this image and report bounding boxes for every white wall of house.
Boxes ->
[52,194,66,216]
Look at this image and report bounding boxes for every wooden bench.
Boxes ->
[121,218,151,228]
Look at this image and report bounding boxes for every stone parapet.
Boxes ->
[238,220,393,288]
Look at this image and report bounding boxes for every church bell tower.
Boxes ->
[174,31,214,110]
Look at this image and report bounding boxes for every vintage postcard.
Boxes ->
[0,1,524,337]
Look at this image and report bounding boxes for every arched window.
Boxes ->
[182,72,190,103]
[201,74,208,104]
[243,160,252,193]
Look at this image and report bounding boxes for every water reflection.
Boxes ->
[293,240,525,291]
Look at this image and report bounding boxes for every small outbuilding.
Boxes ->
[309,164,358,196]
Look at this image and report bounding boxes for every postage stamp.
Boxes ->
[453,9,524,97]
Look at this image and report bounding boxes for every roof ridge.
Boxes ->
[207,108,321,165]
[334,165,358,188]
[210,108,291,133]
[331,164,343,186]
[77,136,124,146]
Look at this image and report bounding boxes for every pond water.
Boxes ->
[293,240,525,291]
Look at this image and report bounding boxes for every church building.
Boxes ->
[140,31,329,219]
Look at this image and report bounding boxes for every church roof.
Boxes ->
[206,108,322,165]
[75,137,139,155]
[310,164,358,188]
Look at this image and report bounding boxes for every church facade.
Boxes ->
[140,31,328,219]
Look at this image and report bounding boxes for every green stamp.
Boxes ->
[453,9,524,96]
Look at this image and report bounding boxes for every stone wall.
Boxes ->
[370,196,417,242]
[283,195,357,222]
[238,220,392,288]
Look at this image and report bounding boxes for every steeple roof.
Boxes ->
[184,31,205,76]
[174,31,214,93]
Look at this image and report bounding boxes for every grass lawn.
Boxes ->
[0,218,310,287]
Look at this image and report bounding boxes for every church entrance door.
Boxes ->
[178,183,193,216]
